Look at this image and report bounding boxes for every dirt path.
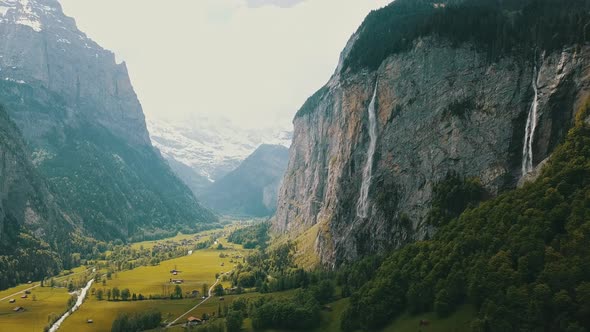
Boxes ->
[166,271,230,328]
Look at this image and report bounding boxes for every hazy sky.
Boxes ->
[59,0,391,129]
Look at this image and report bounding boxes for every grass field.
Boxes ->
[0,286,71,331]
[382,305,476,332]
[58,231,250,331]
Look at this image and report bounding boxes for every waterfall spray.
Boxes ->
[356,84,378,219]
[522,57,541,175]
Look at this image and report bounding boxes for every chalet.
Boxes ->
[187,317,202,325]
[8,299,15,303]
[13,307,24,312]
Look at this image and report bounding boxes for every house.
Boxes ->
[187,317,202,325]
[87,319,94,324]
[171,279,184,284]
[13,307,24,312]
[24,290,31,294]
[20,295,27,299]
[8,299,15,303]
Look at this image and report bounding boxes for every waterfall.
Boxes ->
[356,84,378,219]
[522,60,541,175]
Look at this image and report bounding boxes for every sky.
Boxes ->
[59,0,391,129]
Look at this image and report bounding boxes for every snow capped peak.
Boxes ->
[0,0,62,32]
[147,115,292,182]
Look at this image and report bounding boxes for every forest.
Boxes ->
[343,0,590,73]
[340,101,590,331]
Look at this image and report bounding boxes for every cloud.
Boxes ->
[246,0,306,8]
[59,0,391,129]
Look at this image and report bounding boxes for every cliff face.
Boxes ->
[0,0,217,241]
[276,36,590,266]
[0,0,148,146]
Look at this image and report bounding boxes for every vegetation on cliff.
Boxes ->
[343,0,590,73]
[341,101,590,331]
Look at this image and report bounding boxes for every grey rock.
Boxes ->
[275,37,590,266]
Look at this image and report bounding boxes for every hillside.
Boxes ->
[0,105,70,289]
[341,100,590,331]
[201,144,290,217]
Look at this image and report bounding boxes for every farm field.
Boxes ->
[0,286,71,331]
[59,231,250,331]
[0,266,95,331]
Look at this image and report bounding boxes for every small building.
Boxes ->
[8,299,15,303]
[20,295,27,299]
[87,319,94,324]
[24,290,31,294]
[219,297,225,301]
[171,279,184,284]
[187,316,202,325]
[13,307,24,312]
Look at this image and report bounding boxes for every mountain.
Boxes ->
[0,0,217,243]
[148,116,292,186]
[275,0,590,266]
[0,105,71,289]
[201,144,290,217]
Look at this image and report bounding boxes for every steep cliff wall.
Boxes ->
[276,31,590,265]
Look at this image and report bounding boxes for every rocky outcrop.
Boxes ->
[276,36,590,266]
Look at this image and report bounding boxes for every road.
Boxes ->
[0,267,95,302]
[166,271,230,328]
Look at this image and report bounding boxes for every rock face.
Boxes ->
[202,144,290,217]
[0,0,217,241]
[276,36,590,266]
[0,0,149,146]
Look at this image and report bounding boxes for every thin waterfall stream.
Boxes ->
[356,84,378,219]
[522,58,541,175]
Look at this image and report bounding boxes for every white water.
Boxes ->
[522,62,541,175]
[48,279,94,332]
[356,84,378,219]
